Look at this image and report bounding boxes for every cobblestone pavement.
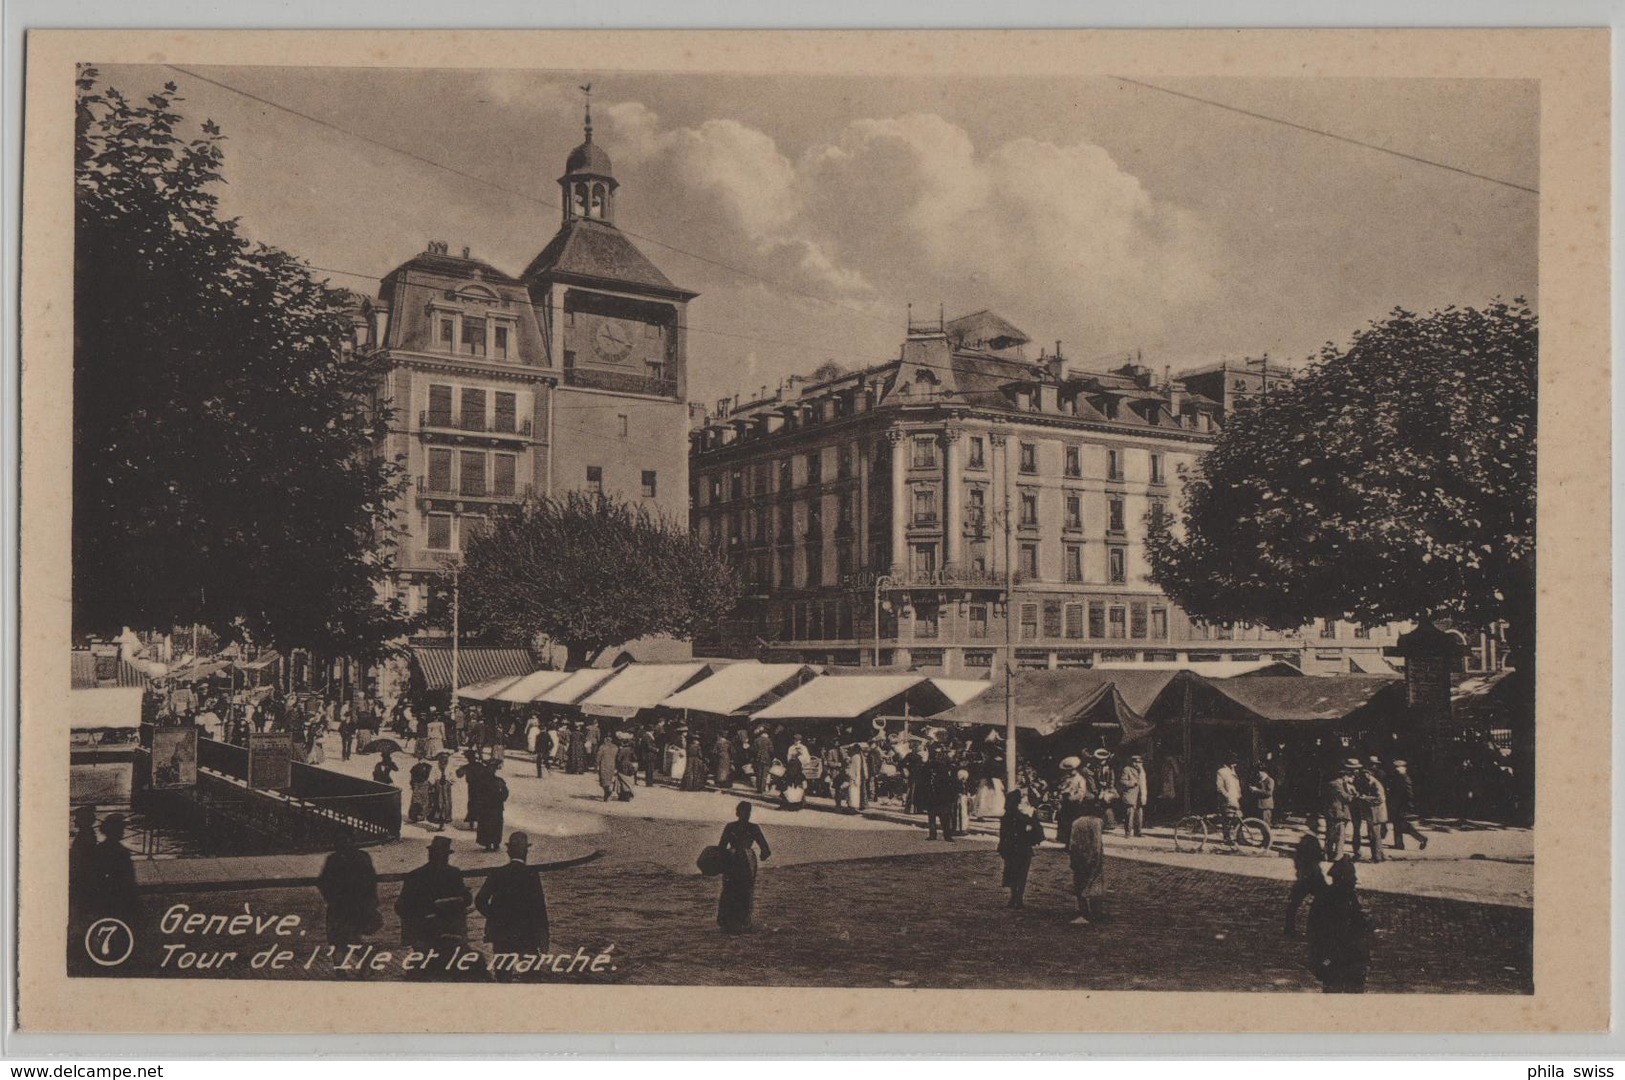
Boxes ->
[102,817,1531,994]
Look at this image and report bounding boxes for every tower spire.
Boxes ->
[579,82,593,142]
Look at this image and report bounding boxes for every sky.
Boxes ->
[94,65,1539,410]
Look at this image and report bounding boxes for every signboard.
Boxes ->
[149,725,198,789]
[1405,655,1453,712]
[247,731,294,791]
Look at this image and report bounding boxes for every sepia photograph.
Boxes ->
[15,28,1610,1037]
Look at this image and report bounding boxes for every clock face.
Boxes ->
[592,318,634,364]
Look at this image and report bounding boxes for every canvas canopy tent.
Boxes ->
[456,675,524,702]
[751,675,962,724]
[411,646,535,692]
[1094,659,1303,679]
[71,687,146,730]
[932,669,1178,743]
[492,669,572,704]
[533,667,622,708]
[579,663,713,718]
[1187,675,1405,728]
[660,662,819,718]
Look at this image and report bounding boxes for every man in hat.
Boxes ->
[90,813,140,931]
[751,727,775,795]
[1214,753,1244,843]
[68,806,100,928]
[1115,754,1148,838]
[1321,761,1359,861]
[475,832,550,981]
[317,839,381,971]
[1350,758,1387,863]
[395,835,471,954]
[1090,749,1119,830]
[1055,756,1092,847]
[1386,759,1429,851]
[1248,763,1278,826]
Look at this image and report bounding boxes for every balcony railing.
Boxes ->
[420,411,533,438]
[416,477,532,503]
[563,367,679,399]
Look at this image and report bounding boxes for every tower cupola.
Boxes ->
[559,83,618,225]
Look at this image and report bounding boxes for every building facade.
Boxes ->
[689,315,1400,676]
[355,110,696,622]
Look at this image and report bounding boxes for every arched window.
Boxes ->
[573,183,589,218]
[590,183,607,218]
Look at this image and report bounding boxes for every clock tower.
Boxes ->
[517,89,697,546]
[523,94,698,401]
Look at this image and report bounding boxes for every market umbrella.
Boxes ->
[362,737,404,755]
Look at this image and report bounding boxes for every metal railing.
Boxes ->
[197,738,401,842]
[420,411,533,437]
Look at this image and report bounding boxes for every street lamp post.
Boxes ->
[872,573,901,667]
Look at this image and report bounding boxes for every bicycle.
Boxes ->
[1172,810,1273,855]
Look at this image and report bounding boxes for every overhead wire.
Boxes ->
[164,65,901,330]
[1109,76,1539,195]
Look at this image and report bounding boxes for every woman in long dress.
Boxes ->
[837,746,865,813]
[596,736,620,801]
[566,722,587,775]
[426,755,453,830]
[1067,796,1108,925]
[681,734,709,791]
[716,801,772,934]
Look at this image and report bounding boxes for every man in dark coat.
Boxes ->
[917,751,955,840]
[475,832,550,981]
[1322,762,1357,861]
[395,835,471,952]
[751,728,775,795]
[89,814,141,931]
[316,839,381,969]
[1386,759,1429,851]
[637,729,661,787]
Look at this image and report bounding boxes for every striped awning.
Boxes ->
[411,647,536,691]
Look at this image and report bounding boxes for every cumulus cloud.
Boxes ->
[593,98,1217,353]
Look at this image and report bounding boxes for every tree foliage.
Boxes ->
[1147,301,1537,649]
[460,492,741,670]
[73,69,411,660]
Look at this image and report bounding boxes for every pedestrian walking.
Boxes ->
[1067,795,1107,926]
[1214,753,1244,842]
[682,732,709,792]
[712,732,734,789]
[1116,754,1148,838]
[997,790,1047,909]
[372,748,400,787]
[89,814,141,932]
[478,763,509,851]
[316,840,381,973]
[339,710,355,761]
[1307,855,1371,993]
[1054,756,1092,847]
[1386,759,1429,851]
[427,753,454,830]
[715,801,772,934]
[1351,761,1387,862]
[1283,833,1327,937]
[1249,764,1277,826]
[566,721,587,775]
[595,734,620,801]
[1322,761,1358,860]
[407,761,433,823]
[475,832,549,981]
[751,727,775,795]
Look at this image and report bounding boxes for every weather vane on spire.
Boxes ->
[579,81,593,141]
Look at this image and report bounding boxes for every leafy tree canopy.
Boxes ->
[1148,300,1536,648]
[74,69,411,661]
[460,492,741,670]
